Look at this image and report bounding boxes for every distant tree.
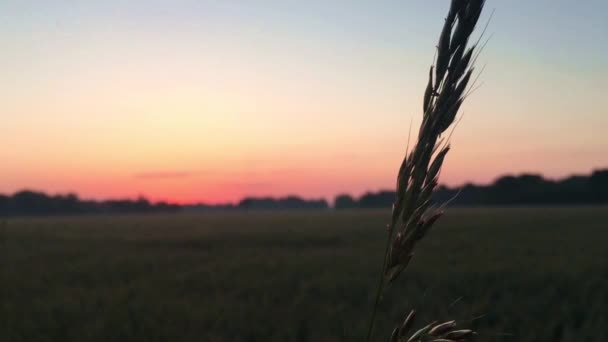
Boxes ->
[590,169,608,203]
[344,169,608,209]
[238,196,328,210]
[54,193,82,213]
[0,190,180,217]
[334,194,357,209]
[0,194,9,215]
[12,190,54,215]
[358,191,394,208]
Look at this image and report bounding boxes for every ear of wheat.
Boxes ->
[366,1,487,341]
[389,309,477,342]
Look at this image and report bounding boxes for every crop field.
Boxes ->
[1,207,607,342]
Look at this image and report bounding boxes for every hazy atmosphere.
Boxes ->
[2,2,608,342]
[2,0,607,203]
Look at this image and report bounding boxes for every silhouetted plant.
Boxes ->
[366,1,487,341]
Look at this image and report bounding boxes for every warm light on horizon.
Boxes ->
[1,1,606,204]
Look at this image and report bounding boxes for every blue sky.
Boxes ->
[1,1,606,202]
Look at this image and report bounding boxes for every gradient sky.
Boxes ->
[1,0,607,203]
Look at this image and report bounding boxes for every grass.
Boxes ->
[369,1,488,340]
[1,207,607,342]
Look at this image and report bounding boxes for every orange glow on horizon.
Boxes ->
[1,1,606,203]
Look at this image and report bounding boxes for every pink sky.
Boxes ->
[1,1,607,204]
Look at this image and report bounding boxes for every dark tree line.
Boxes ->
[0,191,180,217]
[2,169,606,216]
[238,196,328,210]
[184,196,329,212]
[0,191,329,217]
[334,169,608,209]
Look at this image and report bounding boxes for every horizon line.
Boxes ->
[2,168,605,206]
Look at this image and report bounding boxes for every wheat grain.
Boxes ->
[365,1,488,341]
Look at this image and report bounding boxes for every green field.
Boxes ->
[1,207,607,342]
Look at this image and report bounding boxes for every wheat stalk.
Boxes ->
[389,309,477,342]
[366,1,487,341]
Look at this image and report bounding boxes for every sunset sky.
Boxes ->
[1,0,607,204]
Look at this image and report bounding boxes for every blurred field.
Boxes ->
[1,207,607,342]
